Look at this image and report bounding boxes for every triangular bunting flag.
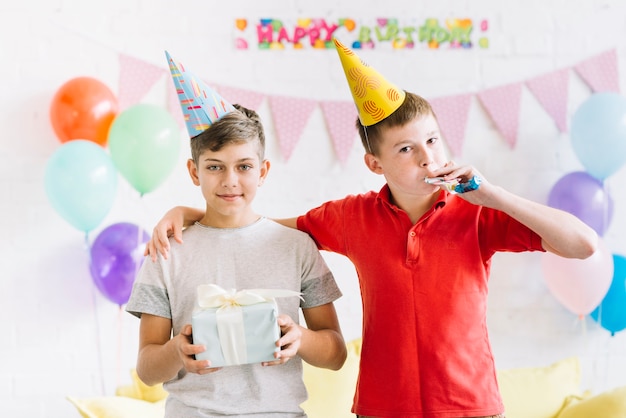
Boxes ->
[215,84,266,111]
[429,93,472,157]
[477,83,523,148]
[319,100,359,165]
[118,54,166,110]
[268,95,317,161]
[574,49,620,93]
[525,69,570,133]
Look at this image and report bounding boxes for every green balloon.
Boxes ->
[108,104,181,195]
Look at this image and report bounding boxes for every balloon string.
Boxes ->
[594,303,612,392]
[602,180,610,235]
[575,314,586,348]
[117,305,123,389]
[85,232,106,396]
[602,332,611,390]
[136,194,145,279]
[592,303,601,391]
[577,314,592,391]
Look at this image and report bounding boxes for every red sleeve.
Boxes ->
[297,199,348,254]
[479,207,545,259]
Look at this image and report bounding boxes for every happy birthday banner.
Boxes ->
[118,48,619,164]
[233,17,490,50]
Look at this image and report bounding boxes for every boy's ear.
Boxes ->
[187,159,200,186]
[258,159,271,186]
[364,153,384,174]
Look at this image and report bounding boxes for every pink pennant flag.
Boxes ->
[118,54,166,110]
[477,83,523,148]
[215,84,266,111]
[268,95,317,161]
[574,49,620,93]
[429,93,472,157]
[319,100,359,165]
[525,69,570,133]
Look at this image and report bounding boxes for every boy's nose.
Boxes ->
[418,148,434,167]
[222,169,238,187]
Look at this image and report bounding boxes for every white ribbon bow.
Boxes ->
[197,284,303,309]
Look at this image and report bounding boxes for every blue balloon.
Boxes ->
[44,140,118,233]
[571,93,626,180]
[590,254,626,336]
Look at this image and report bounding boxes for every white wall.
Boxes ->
[2,0,626,416]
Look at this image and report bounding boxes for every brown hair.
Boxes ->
[189,104,265,164]
[356,92,436,155]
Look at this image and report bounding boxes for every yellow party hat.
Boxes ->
[333,38,406,126]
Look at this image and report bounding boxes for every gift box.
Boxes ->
[191,284,301,367]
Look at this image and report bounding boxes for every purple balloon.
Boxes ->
[89,222,149,305]
[547,171,613,236]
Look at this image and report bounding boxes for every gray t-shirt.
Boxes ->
[126,218,342,417]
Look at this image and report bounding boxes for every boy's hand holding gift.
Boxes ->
[263,314,303,366]
[174,324,220,375]
[191,284,302,368]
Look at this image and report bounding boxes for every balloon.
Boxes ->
[541,238,613,316]
[108,104,181,195]
[590,254,626,336]
[49,77,119,146]
[89,222,150,305]
[570,93,626,180]
[44,140,118,234]
[547,171,614,236]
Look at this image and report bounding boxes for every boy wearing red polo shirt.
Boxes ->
[147,40,597,417]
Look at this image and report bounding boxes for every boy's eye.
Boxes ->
[399,146,411,153]
[239,164,252,171]
[427,137,438,144]
[207,165,221,171]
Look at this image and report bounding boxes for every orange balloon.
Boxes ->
[49,77,119,146]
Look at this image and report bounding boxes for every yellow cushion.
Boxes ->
[557,385,626,418]
[128,369,168,403]
[68,370,167,418]
[497,357,581,418]
[66,396,165,418]
[300,338,361,418]
[114,383,141,400]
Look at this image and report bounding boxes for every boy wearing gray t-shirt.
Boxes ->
[126,103,346,417]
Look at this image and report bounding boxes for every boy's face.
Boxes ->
[187,139,269,228]
[365,113,448,198]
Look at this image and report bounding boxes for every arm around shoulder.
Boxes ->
[145,206,206,260]
[273,217,299,230]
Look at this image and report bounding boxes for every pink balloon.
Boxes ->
[541,238,613,316]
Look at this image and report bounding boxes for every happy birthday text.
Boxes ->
[233,18,489,50]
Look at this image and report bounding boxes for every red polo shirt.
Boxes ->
[297,185,544,418]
